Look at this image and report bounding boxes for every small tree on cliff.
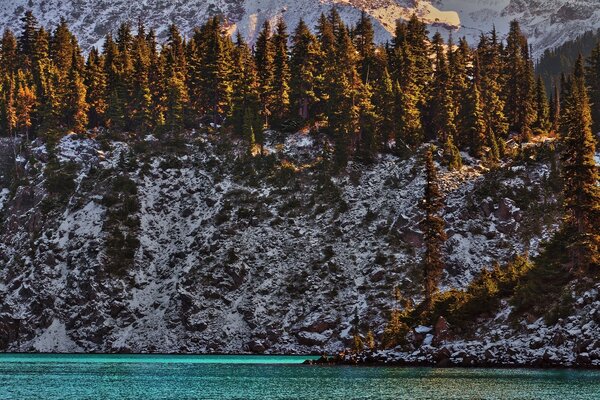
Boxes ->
[420,146,447,309]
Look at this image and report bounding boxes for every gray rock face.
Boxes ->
[0,134,564,353]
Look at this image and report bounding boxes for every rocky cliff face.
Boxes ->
[1,0,599,57]
[0,131,561,353]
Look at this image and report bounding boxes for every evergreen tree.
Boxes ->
[478,28,508,150]
[84,47,107,128]
[329,24,362,168]
[130,28,153,132]
[420,146,447,310]
[271,19,291,125]
[428,32,457,143]
[394,61,423,150]
[586,42,600,134]
[18,11,39,72]
[254,21,275,127]
[15,79,36,138]
[550,83,561,132]
[560,55,600,272]
[504,20,535,139]
[231,32,261,149]
[0,74,17,136]
[354,10,376,84]
[289,19,320,120]
[372,68,394,151]
[164,71,189,133]
[356,84,378,163]
[1,29,18,76]
[65,63,89,133]
[463,56,488,159]
[443,134,462,171]
[534,76,550,132]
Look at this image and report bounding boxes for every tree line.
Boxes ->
[0,10,571,167]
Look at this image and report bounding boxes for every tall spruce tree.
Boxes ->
[254,21,275,127]
[271,19,291,125]
[534,76,550,132]
[586,42,600,134]
[560,55,600,272]
[504,20,535,139]
[420,146,447,309]
[289,19,320,120]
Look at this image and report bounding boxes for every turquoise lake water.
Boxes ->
[1,354,600,399]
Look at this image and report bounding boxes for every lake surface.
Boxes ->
[1,354,599,399]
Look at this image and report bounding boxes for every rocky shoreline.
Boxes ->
[308,349,600,369]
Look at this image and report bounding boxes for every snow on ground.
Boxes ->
[0,188,8,212]
[0,132,565,355]
[33,319,83,353]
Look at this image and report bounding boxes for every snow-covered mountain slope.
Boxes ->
[0,131,561,353]
[0,0,598,57]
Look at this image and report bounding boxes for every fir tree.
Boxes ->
[271,19,291,125]
[84,47,107,128]
[289,19,320,120]
[428,32,457,143]
[65,64,89,133]
[1,29,18,76]
[18,11,39,72]
[231,31,261,149]
[354,10,376,84]
[534,76,550,132]
[463,56,488,159]
[504,20,535,139]
[560,55,600,272]
[586,42,600,134]
[372,68,394,151]
[420,146,447,310]
[15,80,36,138]
[254,21,275,127]
[443,134,462,171]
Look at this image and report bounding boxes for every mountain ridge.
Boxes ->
[1,0,599,57]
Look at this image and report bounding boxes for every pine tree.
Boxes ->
[0,74,17,136]
[420,146,447,310]
[103,33,126,130]
[289,19,320,120]
[164,71,189,133]
[354,10,376,84]
[84,47,107,128]
[356,84,378,163]
[478,28,508,150]
[394,62,423,150]
[271,19,291,125]
[504,20,535,140]
[1,29,18,76]
[550,83,561,132]
[18,11,39,72]
[428,32,457,143]
[586,42,600,134]
[15,79,36,138]
[560,55,600,272]
[372,68,394,151]
[65,63,89,133]
[50,18,76,77]
[443,134,462,171]
[463,56,488,159]
[130,28,153,133]
[329,25,362,168]
[534,76,550,132]
[231,31,261,149]
[254,21,274,127]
